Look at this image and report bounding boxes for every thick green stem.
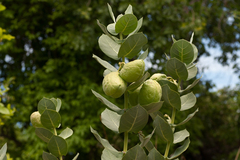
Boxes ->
[164,142,171,159]
[123,91,129,153]
[53,128,63,160]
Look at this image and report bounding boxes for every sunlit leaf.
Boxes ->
[107,3,115,22]
[187,63,197,80]
[0,143,7,160]
[138,48,148,60]
[107,23,118,35]
[169,138,190,159]
[127,72,150,91]
[101,108,121,133]
[128,18,143,37]
[101,148,123,160]
[180,92,196,111]
[92,54,117,72]
[125,5,133,14]
[173,129,190,144]
[59,127,73,139]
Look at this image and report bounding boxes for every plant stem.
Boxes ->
[53,128,63,160]
[123,91,129,153]
[164,142,171,159]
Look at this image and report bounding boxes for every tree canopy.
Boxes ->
[0,0,239,159]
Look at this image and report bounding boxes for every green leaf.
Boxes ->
[180,77,201,94]
[171,35,177,43]
[116,14,123,21]
[162,85,181,110]
[118,33,148,59]
[59,127,73,139]
[98,34,121,60]
[125,5,133,14]
[139,133,154,152]
[158,80,178,92]
[0,105,9,115]
[48,135,68,157]
[191,44,198,63]
[41,109,61,129]
[42,151,58,160]
[175,109,199,126]
[101,148,123,160]
[101,108,121,133]
[92,54,117,72]
[187,63,198,81]
[138,48,148,60]
[72,153,79,160]
[173,129,190,144]
[103,69,111,77]
[170,39,194,65]
[107,23,118,35]
[122,144,147,160]
[139,129,155,148]
[119,105,148,133]
[97,20,116,40]
[169,138,190,159]
[190,32,194,43]
[127,72,150,91]
[38,97,56,114]
[91,90,123,114]
[180,92,197,111]
[35,128,54,143]
[50,98,61,112]
[115,14,138,35]
[128,18,143,37]
[107,3,115,22]
[0,4,6,12]
[147,148,164,160]
[143,101,164,114]
[90,127,119,153]
[153,115,173,143]
[166,58,188,81]
[0,143,7,160]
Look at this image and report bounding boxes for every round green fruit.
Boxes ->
[150,73,167,81]
[138,79,162,106]
[102,72,127,98]
[30,111,43,128]
[119,59,145,82]
[128,85,142,106]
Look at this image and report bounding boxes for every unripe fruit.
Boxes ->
[119,59,145,82]
[150,73,167,81]
[102,72,127,98]
[30,111,43,128]
[138,79,162,106]
[128,85,142,106]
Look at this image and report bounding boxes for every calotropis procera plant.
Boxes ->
[91,4,200,160]
[30,98,79,160]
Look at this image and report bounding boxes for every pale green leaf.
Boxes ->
[72,153,79,160]
[173,129,190,144]
[101,148,123,160]
[107,3,115,22]
[107,23,118,35]
[125,5,133,14]
[122,144,147,160]
[180,92,197,111]
[128,18,143,37]
[180,77,201,94]
[59,127,73,139]
[0,143,7,160]
[139,132,154,152]
[175,109,199,126]
[169,138,190,159]
[101,108,121,133]
[187,63,198,80]
[0,106,9,115]
[139,129,155,148]
[92,54,117,72]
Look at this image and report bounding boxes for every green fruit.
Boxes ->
[30,111,43,128]
[102,72,127,98]
[128,85,142,106]
[138,79,162,106]
[150,73,167,81]
[119,59,145,82]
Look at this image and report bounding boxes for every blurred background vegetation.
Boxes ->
[0,0,239,159]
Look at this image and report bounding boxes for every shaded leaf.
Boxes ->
[92,54,117,72]
[166,58,188,81]
[173,129,190,144]
[41,109,61,129]
[153,115,173,143]
[48,135,68,157]
[125,5,133,14]
[115,14,137,35]
[107,3,115,22]
[98,34,120,60]
[42,151,58,160]
[35,128,54,143]
[170,39,194,65]
[101,148,123,160]
[187,63,197,81]
[139,129,155,148]
[180,77,201,94]
[128,18,143,37]
[169,138,190,159]
[162,85,181,110]
[138,48,148,60]
[101,108,121,133]
[139,133,154,152]
[175,109,199,126]
[119,105,148,133]
[180,92,196,111]
[0,105,9,114]
[122,144,147,160]
[38,97,56,114]
[118,33,148,59]
[171,35,177,43]
[143,101,164,114]
[147,148,164,160]
[91,90,123,114]
[158,80,178,92]
[59,127,73,139]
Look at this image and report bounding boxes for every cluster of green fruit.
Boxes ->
[102,59,171,107]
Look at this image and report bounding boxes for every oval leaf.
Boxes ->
[143,101,164,114]
[170,39,194,65]
[38,97,56,114]
[128,18,143,37]
[98,34,121,60]
[92,54,117,72]
[115,14,137,35]
[180,92,197,111]
[169,138,190,159]
[153,115,173,143]
[107,23,118,35]
[101,108,121,133]
[180,77,201,94]
[118,33,148,59]
[41,109,61,129]
[173,129,190,144]
[127,72,150,91]
[35,128,54,143]
[42,151,58,160]
[59,127,73,139]
[187,63,198,81]
[162,85,181,110]
[101,148,123,160]
[48,135,68,157]
[122,144,147,160]
[0,143,7,160]
[166,58,188,81]
[147,148,164,160]
[119,105,148,133]
[158,80,178,92]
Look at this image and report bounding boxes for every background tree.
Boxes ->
[0,0,239,159]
